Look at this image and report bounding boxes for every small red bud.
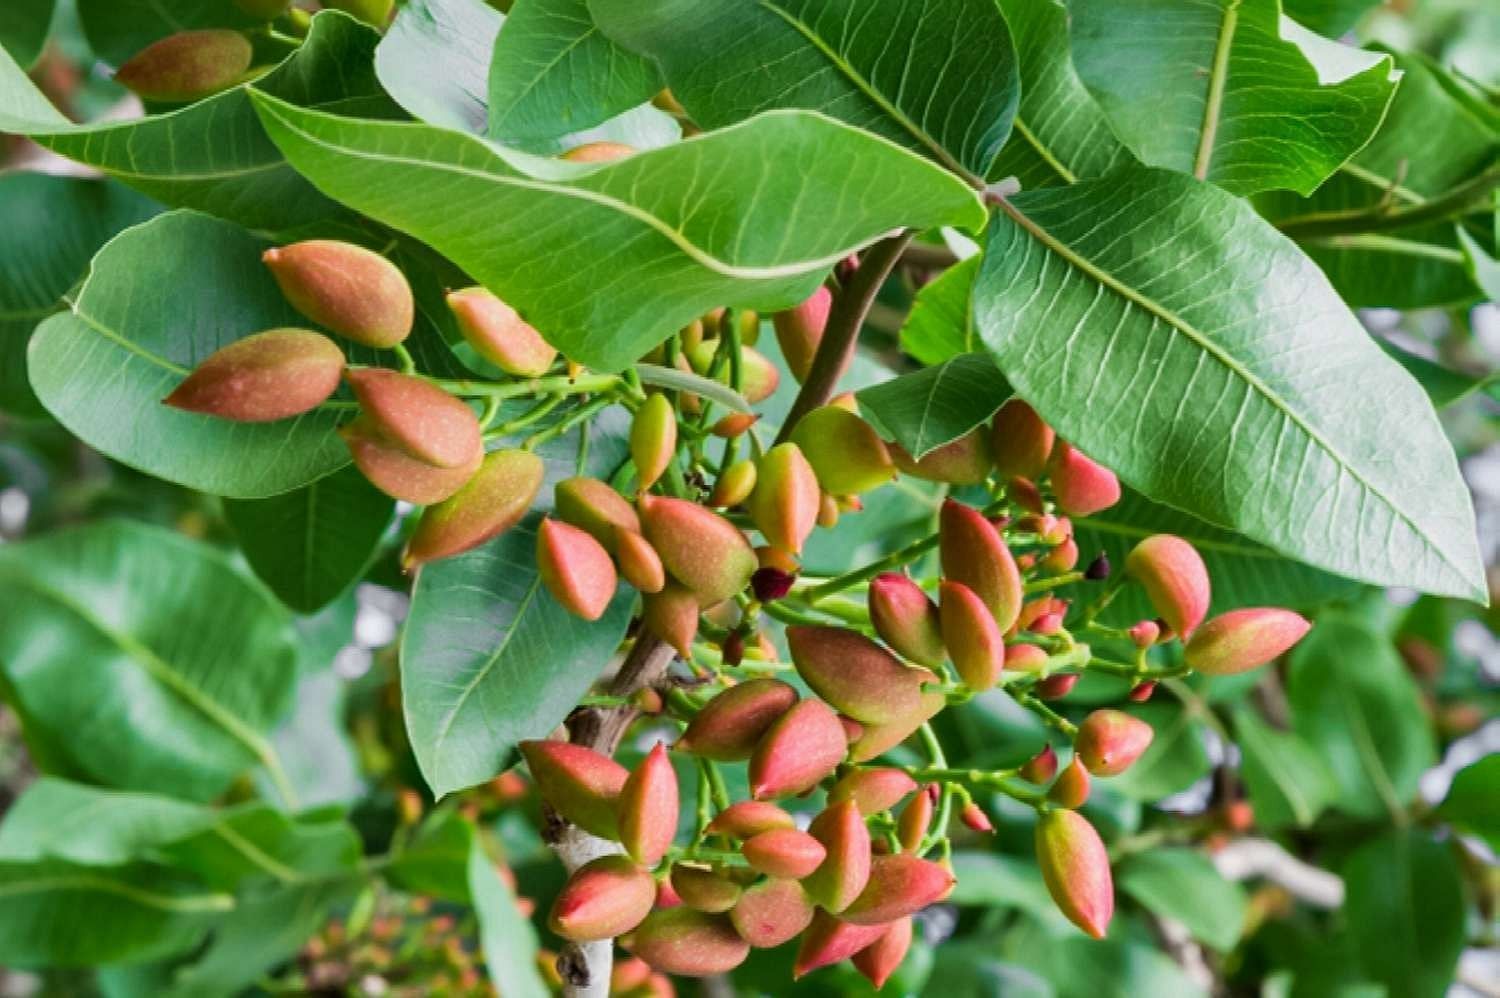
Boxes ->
[1035,809,1114,939]
[1048,442,1121,517]
[730,877,816,948]
[828,767,919,815]
[746,443,820,553]
[749,698,847,799]
[536,518,617,621]
[711,412,758,438]
[1184,608,1312,675]
[1075,710,1154,777]
[114,29,252,103]
[789,405,895,495]
[1004,643,1049,676]
[1128,680,1157,702]
[1124,535,1211,638]
[163,329,344,422]
[868,573,946,669]
[788,625,937,725]
[1032,612,1065,634]
[1042,537,1079,574]
[678,679,797,761]
[630,393,678,491]
[851,916,913,990]
[1035,673,1078,700]
[618,743,679,866]
[705,800,794,839]
[743,828,827,879]
[611,956,652,994]
[751,566,796,602]
[624,908,749,976]
[940,500,1022,631]
[1019,744,1058,784]
[549,855,655,942]
[802,800,872,913]
[841,853,955,925]
[961,802,994,833]
[1048,757,1091,808]
[1128,619,1161,648]
[446,287,557,377]
[773,286,833,383]
[634,687,664,714]
[720,630,745,666]
[939,580,1005,692]
[1084,551,1111,580]
[519,741,629,839]
[264,241,413,348]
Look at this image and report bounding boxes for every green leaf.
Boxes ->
[402,411,636,797]
[1001,931,1209,996]
[1117,847,1248,951]
[76,0,269,63]
[0,173,156,418]
[948,851,1063,924]
[1070,488,1361,625]
[990,0,1138,188]
[386,811,474,903]
[1101,702,1211,802]
[1230,707,1337,830]
[0,0,55,67]
[0,11,392,232]
[1259,50,1499,308]
[1070,0,1397,196]
[636,362,753,414]
[856,352,1010,458]
[28,211,350,497]
[0,521,299,803]
[488,0,661,146]
[0,860,230,968]
[588,0,1019,183]
[250,94,984,371]
[377,0,501,135]
[1342,829,1465,998]
[224,465,395,614]
[1287,615,1436,820]
[1282,0,1381,36]
[1435,754,1500,850]
[1459,225,1500,301]
[1379,339,1491,409]
[974,166,1485,602]
[899,253,980,366]
[468,826,549,998]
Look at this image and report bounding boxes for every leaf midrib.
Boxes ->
[995,194,1472,590]
[1193,0,1240,180]
[0,872,234,913]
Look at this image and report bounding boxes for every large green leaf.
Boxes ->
[1282,0,1381,35]
[1070,488,1361,625]
[1287,615,1435,820]
[224,465,395,614]
[1230,706,1337,830]
[589,0,1018,183]
[28,211,350,497]
[1260,50,1499,308]
[488,0,661,146]
[1070,0,1397,196]
[468,825,549,998]
[0,860,230,968]
[1342,830,1465,998]
[0,11,392,232]
[0,0,55,67]
[1117,848,1247,951]
[899,253,980,366]
[251,94,984,371]
[377,0,501,135]
[990,0,1134,189]
[0,173,156,418]
[857,352,1010,458]
[974,166,1484,602]
[76,0,268,64]
[402,411,636,797]
[0,521,299,804]
[1435,754,1500,850]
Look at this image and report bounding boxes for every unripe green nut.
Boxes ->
[340,417,480,505]
[518,740,629,840]
[669,864,742,913]
[709,459,758,509]
[403,448,544,569]
[789,405,895,495]
[939,500,1022,631]
[1048,756,1091,808]
[641,583,699,658]
[801,800,871,913]
[263,241,414,348]
[114,30,252,103]
[346,368,482,470]
[618,742,678,866]
[639,494,756,604]
[730,878,815,949]
[163,328,343,422]
[793,910,888,980]
[446,287,557,377]
[745,443,819,553]
[867,573,946,669]
[851,916,913,990]
[742,828,827,879]
[1074,709,1155,777]
[536,517,618,621]
[896,786,933,851]
[624,908,749,977]
[773,285,832,384]
[738,346,781,404]
[840,853,954,925]
[939,580,1005,692]
[990,399,1055,480]
[555,477,640,553]
[677,679,798,761]
[787,625,936,725]
[749,698,846,799]
[827,767,918,815]
[630,393,677,491]
[1049,442,1121,517]
[1035,808,1114,939]
[1124,534,1211,638]
[704,800,794,839]
[615,528,666,594]
[890,429,993,485]
[1185,608,1311,675]
[549,855,655,942]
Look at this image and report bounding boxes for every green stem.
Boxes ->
[524,394,616,450]
[428,372,619,400]
[391,342,416,375]
[1277,163,1500,238]
[1014,692,1077,738]
[1024,571,1084,594]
